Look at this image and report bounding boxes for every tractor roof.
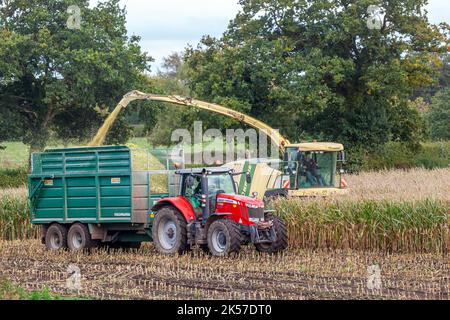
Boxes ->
[175,167,232,175]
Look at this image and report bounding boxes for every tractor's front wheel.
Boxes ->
[255,217,288,254]
[207,219,241,256]
[152,206,189,255]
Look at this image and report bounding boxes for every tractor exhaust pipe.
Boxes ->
[200,170,210,224]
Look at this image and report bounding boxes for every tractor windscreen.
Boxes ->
[207,173,236,195]
[298,151,337,188]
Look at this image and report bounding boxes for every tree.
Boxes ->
[142,52,192,146]
[0,106,22,148]
[185,0,448,151]
[0,0,151,155]
[158,52,184,78]
[412,52,450,102]
[427,88,450,140]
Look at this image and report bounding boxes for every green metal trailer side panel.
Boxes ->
[29,177,65,222]
[29,146,134,224]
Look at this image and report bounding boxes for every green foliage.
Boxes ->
[0,108,23,145]
[427,88,450,140]
[0,277,62,300]
[359,141,450,171]
[0,167,27,188]
[412,53,450,102]
[141,52,195,146]
[185,0,448,150]
[0,0,152,153]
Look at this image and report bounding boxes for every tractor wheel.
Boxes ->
[152,206,189,255]
[45,223,68,250]
[207,219,241,257]
[67,223,98,251]
[255,217,288,254]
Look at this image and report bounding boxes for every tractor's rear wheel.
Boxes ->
[152,206,189,255]
[255,217,288,254]
[67,223,98,251]
[45,223,68,250]
[207,219,241,256]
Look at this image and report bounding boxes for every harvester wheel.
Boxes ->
[45,223,68,250]
[152,206,189,255]
[255,217,288,254]
[207,219,241,257]
[67,223,98,251]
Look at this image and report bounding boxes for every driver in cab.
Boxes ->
[185,175,202,215]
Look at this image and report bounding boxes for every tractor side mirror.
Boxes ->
[338,151,346,162]
[246,172,252,184]
[186,175,195,188]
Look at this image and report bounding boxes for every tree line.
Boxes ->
[0,0,449,165]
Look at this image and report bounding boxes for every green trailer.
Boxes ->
[29,145,178,250]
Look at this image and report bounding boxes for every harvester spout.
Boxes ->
[88,91,289,153]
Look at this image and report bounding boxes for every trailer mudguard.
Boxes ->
[151,196,197,222]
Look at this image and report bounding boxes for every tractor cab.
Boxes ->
[150,167,288,256]
[176,167,261,224]
[180,168,237,217]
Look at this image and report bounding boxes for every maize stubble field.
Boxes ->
[1,240,448,300]
[0,168,449,299]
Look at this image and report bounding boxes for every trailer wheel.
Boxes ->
[255,217,288,254]
[207,219,241,257]
[45,223,68,250]
[67,223,98,251]
[152,206,189,255]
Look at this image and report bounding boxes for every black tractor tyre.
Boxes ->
[152,206,189,255]
[255,217,288,254]
[207,219,242,257]
[45,223,68,250]
[67,223,98,251]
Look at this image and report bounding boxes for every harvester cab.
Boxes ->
[151,167,288,256]
[283,143,346,190]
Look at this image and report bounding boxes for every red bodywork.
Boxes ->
[154,193,264,226]
[153,197,196,221]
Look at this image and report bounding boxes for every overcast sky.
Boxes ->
[90,0,449,73]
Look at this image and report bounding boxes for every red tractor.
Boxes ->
[151,168,288,256]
